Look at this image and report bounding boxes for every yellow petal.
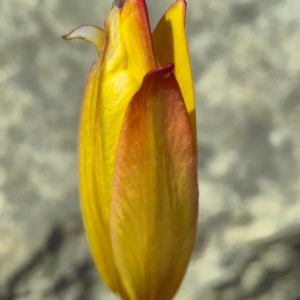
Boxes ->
[79,61,125,296]
[152,0,196,138]
[119,0,156,79]
[111,64,198,300]
[92,8,136,236]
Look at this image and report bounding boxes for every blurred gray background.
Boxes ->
[1,0,300,299]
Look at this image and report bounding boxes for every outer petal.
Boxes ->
[79,62,125,296]
[152,0,196,138]
[111,64,198,300]
[65,23,125,296]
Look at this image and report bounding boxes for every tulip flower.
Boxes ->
[63,0,198,299]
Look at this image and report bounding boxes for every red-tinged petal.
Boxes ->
[152,0,196,138]
[111,64,198,300]
[79,62,126,297]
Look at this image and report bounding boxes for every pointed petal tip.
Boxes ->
[62,34,70,40]
[178,0,186,6]
[146,63,174,80]
[63,25,107,55]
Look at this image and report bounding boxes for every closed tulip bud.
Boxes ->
[63,0,198,299]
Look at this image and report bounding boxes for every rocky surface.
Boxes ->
[1,0,300,299]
